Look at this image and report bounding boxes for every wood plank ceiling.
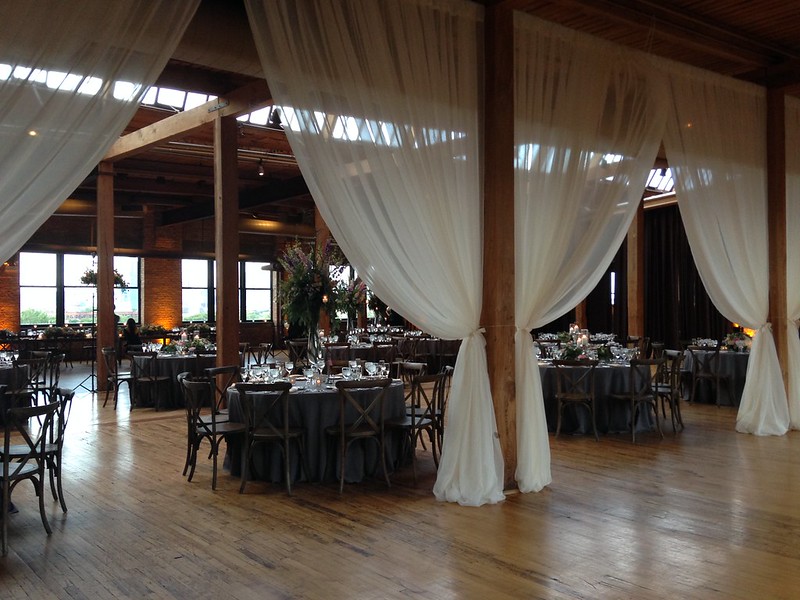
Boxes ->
[36,0,800,261]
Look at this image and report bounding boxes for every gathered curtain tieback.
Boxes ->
[759,322,772,333]
[468,327,486,339]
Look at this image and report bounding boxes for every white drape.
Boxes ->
[246,0,505,505]
[662,63,789,435]
[786,97,800,429]
[513,15,667,491]
[0,0,200,263]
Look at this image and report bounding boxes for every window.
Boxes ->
[182,259,214,322]
[20,252,140,326]
[19,252,57,325]
[241,262,272,321]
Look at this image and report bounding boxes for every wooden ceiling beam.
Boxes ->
[160,176,310,226]
[103,79,273,162]
[525,0,795,73]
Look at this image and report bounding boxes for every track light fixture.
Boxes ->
[257,159,265,177]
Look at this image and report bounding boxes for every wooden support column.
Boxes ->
[626,202,645,338]
[767,88,788,390]
[214,115,240,369]
[482,5,516,489]
[315,207,332,335]
[96,161,115,391]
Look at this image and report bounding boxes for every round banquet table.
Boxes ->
[682,349,748,407]
[225,379,406,484]
[538,362,656,435]
[132,353,217,408]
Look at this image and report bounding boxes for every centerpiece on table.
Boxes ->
[725,331,752,352]
[278,238,344,362]
[337,280,367,333]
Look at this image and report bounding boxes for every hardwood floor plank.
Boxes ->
[2,364,800,598]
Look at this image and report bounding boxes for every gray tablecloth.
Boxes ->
[683,350,748,407]
[133,353,217,408]
[539,363,655,435]
[226,380,405,484]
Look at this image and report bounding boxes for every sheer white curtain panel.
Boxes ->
[0,0,200,263]
[513,15,667,491]
[662,63,788,435]
[786,97,800,429]
[246,0,505,505]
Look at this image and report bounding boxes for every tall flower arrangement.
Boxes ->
[80,268,128,289]
[337,279,367,326]
[278,238,344,344]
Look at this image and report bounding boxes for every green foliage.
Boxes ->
[20,308,55,325]
[278,239,344,331]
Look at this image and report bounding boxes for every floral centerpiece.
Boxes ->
[337,280,367,329]
[140,323,168,336]
[368,294,388,324]
[187,323,212,338]
[725,331,752,352]
[80,268,128,289]
[42,325,81,339]
[188,337,213,352]
[278,238,344,361]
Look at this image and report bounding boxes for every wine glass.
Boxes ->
[303,367,314,380]
[365,362,378,377]
[268,367,280,381]
[342,366,352,380]
[285,361,294,376]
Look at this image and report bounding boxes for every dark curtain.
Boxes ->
[585,239,627,338]
[645,204,729,349]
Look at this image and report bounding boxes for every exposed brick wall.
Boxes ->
[0,261,20,332]
[141,257,182,328]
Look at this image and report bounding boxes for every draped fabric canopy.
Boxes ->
[513,15,668,491]
[786,96,800,429]
[663,64,789,436]
[0,0,200,264]
[246,0,505,505]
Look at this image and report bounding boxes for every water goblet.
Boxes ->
[348,360,358,370]
[342,366,352,380]
[285,361,294,376]
[269,367,281,382]
[365,362,378,377]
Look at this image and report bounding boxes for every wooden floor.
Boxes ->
[3,362,800,599]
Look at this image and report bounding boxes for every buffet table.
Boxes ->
[225,379,406,484]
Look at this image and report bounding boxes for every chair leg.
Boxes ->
[211,439,219,491]
[37,473,52,536]
[239,442,251,494]
[283,439,292,496]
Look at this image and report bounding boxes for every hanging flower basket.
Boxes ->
[80,268,128,289]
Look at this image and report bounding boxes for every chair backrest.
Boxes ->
[129,351,158,379]
[553,360,598,399]
[324,344,351,363]
[627,358,666,398]
[373,343,397,365]
[234,382,292,438]
[687,344,721,376]
[288,339,309,365]
[238,343,249,367]
[45,353,65,392]
[181,377,217,432]
[663,349,685,392]
[334,378,392,436]
[409,373,447,427]
[650,342,665,360]
[50,388,75,451]
[257,342,274,365]
[204,364,240,412]
[101,346,118,376]
[176,371,194,405]
[3,400,58,479]
[11,357,46,390]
